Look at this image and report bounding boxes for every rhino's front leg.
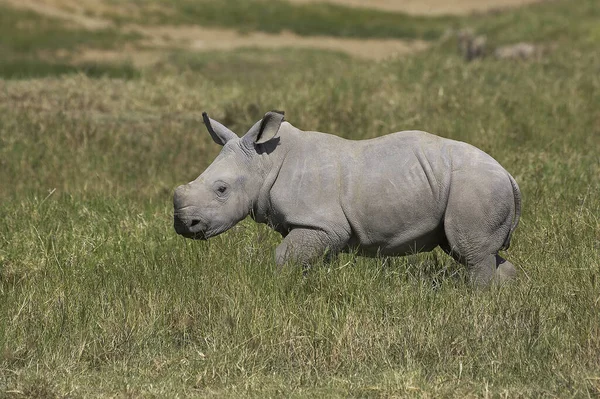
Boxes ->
[275,228,344,269]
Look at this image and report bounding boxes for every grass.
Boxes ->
[470,0,600,45]
[0,5,140,79]
[1,0,600,397]
[0,6,136,54]
[0,60,140,80]
[99,0,600,45]
[106,0,455,40]
[162,47,353,85]
[4,0,598,80]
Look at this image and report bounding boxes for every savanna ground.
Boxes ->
[1,0,599,397]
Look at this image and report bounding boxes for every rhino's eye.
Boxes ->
[213,181,229,197]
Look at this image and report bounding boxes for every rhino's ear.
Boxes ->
[203,112,238,146]
[242,111,285,146]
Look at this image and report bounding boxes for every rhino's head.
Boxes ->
[173,111,285,240]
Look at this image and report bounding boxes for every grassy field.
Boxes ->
[1,0,599,397]
[79,0,600,44]
[0,5,140,80]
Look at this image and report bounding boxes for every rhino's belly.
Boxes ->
[341,171,447,255]
[344,221,445,257]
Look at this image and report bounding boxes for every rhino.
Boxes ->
[174,111,521,285]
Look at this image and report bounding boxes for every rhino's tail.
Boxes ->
[502,173,521,250]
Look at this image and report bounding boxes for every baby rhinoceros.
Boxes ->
[173,111,521,286]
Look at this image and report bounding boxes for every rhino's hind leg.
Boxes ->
[442,172,517,286]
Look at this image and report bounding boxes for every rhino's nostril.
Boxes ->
[190,219,201,227]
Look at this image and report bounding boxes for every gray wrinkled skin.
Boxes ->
[174,111,521,286]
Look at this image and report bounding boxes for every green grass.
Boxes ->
[1,0,600,397]
[108,0,455,40]
[101,0,600,46]
[0,5,140,79]
[162,47,353,85]
[470,0,600,45]
[0,60,140,80]
[0,6,137,54]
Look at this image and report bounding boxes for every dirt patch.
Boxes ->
[68,29,426,66]
[70,48,163,68]
[9,0,112,29]
[287,0,549,15]
[132,25,429,60]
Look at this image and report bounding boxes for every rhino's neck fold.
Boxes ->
[250,130,295,225]
[251,154,285,225]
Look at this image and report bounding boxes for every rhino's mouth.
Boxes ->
[173,214,207,240]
